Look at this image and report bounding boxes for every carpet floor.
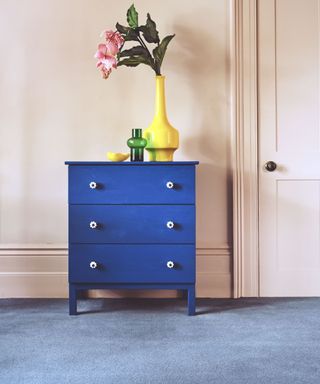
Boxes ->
[0,298,320,384]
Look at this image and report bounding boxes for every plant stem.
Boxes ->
[135,31,158,74]
[136,33,150,54]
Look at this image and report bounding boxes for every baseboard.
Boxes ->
[0,244,232,298]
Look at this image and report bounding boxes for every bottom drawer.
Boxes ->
[69,244,195,283]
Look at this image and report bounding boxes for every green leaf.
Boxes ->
[153,34,175,73]
[126,4,138,28]
[119,46,149,58]
[115,22,130,34]
[116,22,139,41]
[118,55,151,67]
[139,13,160,44]
[124,30,139,41]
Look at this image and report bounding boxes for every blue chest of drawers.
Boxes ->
[65,161,199,315]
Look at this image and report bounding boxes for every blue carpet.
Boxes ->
[0,298,320,383]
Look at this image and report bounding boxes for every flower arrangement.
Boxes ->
[94,4,175,79]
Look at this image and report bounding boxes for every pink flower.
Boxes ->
[95,43,117,79]
[94,30,124,79]
[101,30,124,51]
[94,44,111,60]
[98,65,111,79]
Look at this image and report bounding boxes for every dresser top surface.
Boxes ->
[65,161,199,166]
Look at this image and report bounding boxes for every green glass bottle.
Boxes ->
[127,129,147,162]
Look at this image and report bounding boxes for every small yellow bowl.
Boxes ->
[107,152,130,162]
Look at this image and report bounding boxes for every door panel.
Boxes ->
[277,180,320,270]
[276,0,320,152]
[259,0,320,296]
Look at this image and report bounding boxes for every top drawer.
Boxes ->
[68,165,195,204]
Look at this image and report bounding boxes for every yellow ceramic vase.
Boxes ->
[143,76,179,161]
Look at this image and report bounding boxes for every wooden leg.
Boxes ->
[187,285,196,316]
[69,284,77,315]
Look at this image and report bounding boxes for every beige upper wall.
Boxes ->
[0,0,231,248]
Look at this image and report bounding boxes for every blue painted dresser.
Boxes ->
[65,161,199,315]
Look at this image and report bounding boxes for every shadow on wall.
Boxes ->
[167,21,233,247]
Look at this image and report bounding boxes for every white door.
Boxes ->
[259,0,320,296]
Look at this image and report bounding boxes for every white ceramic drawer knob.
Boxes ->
[166,181,174,189]
[89,221,98,229]
[90,261,98,269]
[167,221,175,229]
[167,261,175,269]
[89,181,97,189]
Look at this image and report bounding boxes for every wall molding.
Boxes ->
[231,0,259,297]
[0,244,232,298]
[0,244,67,251]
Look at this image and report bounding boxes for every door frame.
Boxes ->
[231,0,259,297]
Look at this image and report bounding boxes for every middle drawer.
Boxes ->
[69,205,195,244]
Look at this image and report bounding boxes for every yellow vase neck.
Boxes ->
[154,75,169,123]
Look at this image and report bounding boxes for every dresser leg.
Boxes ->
[69,284,77,315]
[187,286,196,316]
